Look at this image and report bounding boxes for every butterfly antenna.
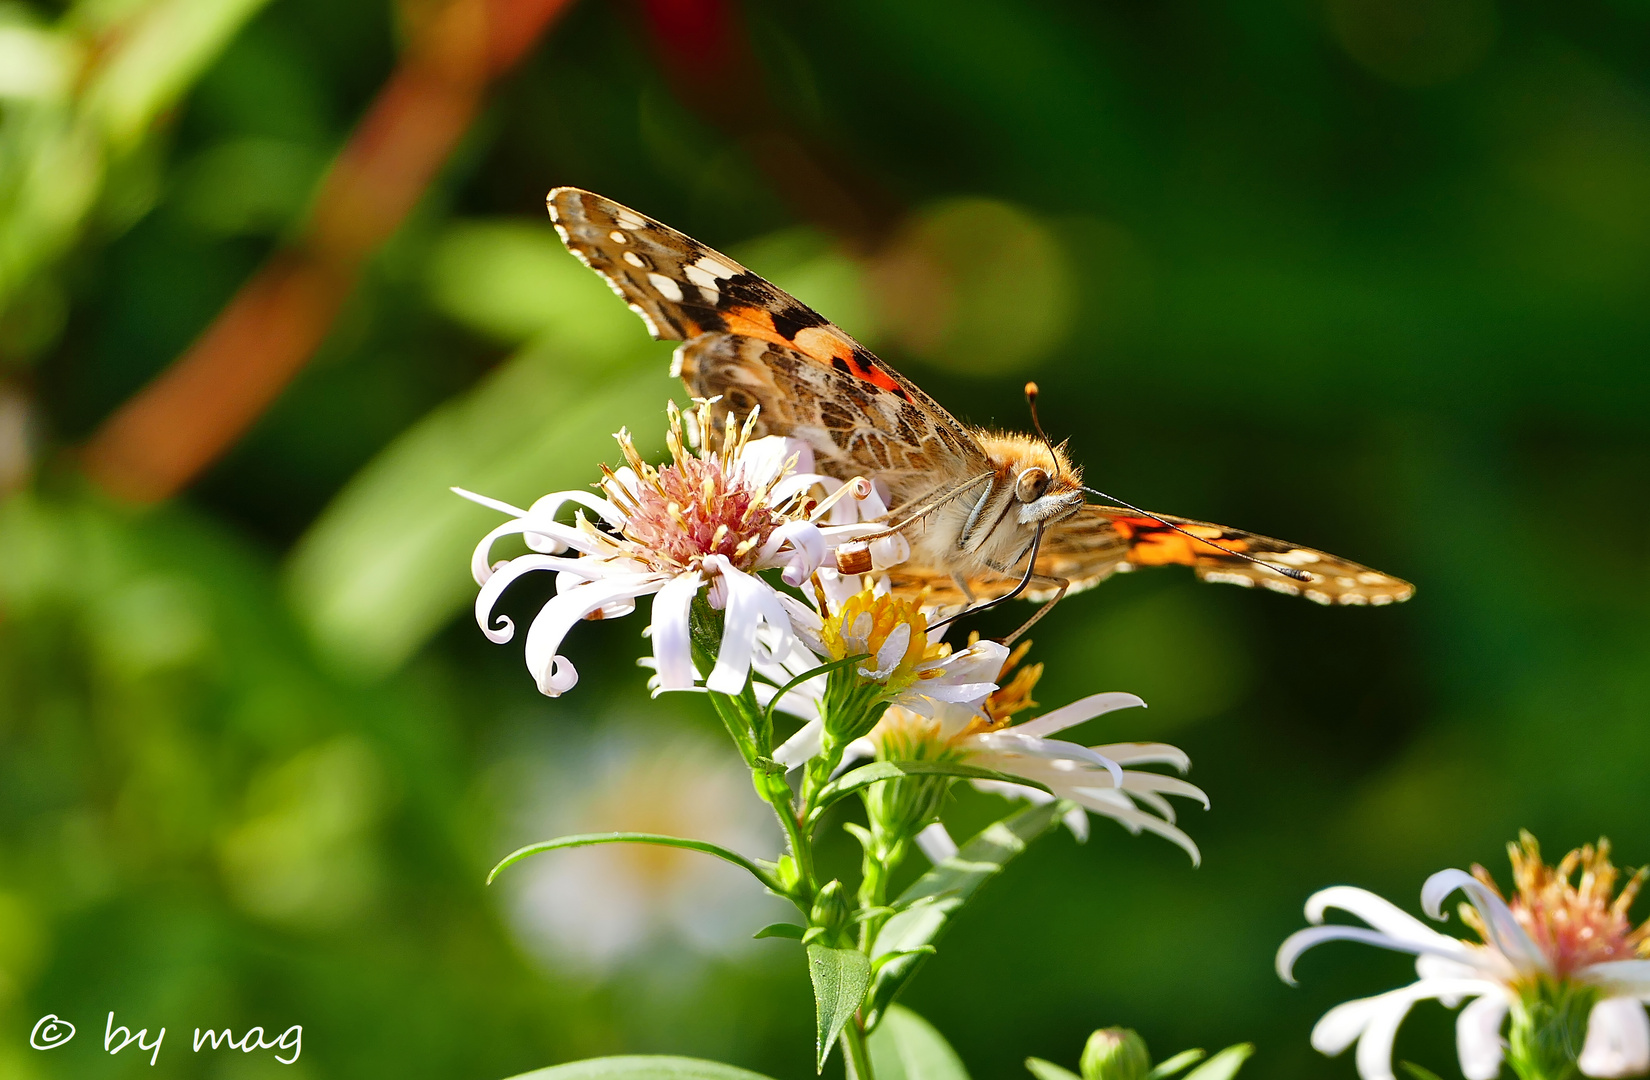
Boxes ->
[1078,484,1313,584]
[1024,382,1061,466]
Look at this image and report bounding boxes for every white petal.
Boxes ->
[1422,869,1550,976]
[1580,999,1650,1078]
[876,622,912,676]
[1308,885,1476,953]
[452,486,527,517]
[473,554,591,642]
[969,732,1124,789]
[1014,692,1147,737]
[1277,926,1487,985]
[928,639,1009,686]
[1582,961,1650,998]
[757,520,826,586]
[526,488,627,530]
[1456,992,1510,1080]
[915,823,958,864]
[773,718,823,769]
[522,578,656,696]
[1091,742,1191,771]
[1120,772,1210,808]
[705,560,794,695]
[650,571,702,691]
[1062,805,1090,842]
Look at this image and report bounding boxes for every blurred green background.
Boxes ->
[2,0,1649,1077]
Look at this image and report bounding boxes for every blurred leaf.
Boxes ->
[427,219,644,352]
[807,943,871,1071]
[869,1005,971,1080]
[864,800,1067,1027]
[284,337,667,677]
[1147,1050,1206,1079]
[1181,1045,1254,1080]
[1024,1059,1082,1080]
[506,1058,780,1080]
[81,0,275,152]
[753,922,805,940]
[486,831,781,893]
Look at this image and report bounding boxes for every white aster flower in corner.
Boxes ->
[1278,832,1650,1080]
[459,401,849,697]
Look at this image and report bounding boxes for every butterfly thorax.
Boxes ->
[901,433,1085,577]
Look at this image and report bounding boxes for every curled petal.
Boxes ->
[1423,869,1550,976]
[1120,771,1209,808]
[523,577,659,697]
[473,554,600,642]
[1456,992,1510,1080]
[1579,998,1650,1078]
[1308,885,1473,952]
[1014,692,1148,737]
[758,520,826,586]
[526,489,627,530]
[1277,926,1488,986]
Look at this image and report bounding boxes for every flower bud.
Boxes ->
[809,879,853,947]
[1081,1028,1150,1080]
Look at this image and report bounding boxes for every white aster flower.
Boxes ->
[861,643,1208,864]
[460,401,852,697]
[1278,833,1650,1080]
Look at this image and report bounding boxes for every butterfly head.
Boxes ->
[990,435,1085,526]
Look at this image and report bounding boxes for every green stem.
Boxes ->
[841,1019,876,1080]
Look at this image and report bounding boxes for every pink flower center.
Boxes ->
[621,455,777,574]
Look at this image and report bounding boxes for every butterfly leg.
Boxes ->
[928,523,1048,636]
[949,572,978,604]
[997,574,1069,646]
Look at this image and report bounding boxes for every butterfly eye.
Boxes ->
[1015,467,1051,504]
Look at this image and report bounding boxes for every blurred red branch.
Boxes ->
[82,0,576,504]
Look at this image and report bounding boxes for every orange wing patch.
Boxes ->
[1109,516,1250,567]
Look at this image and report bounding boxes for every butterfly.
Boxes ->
[545,187,1414,631]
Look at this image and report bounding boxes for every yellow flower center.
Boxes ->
[818,587,941,687]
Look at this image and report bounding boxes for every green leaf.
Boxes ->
[1398,1064,1446,1080]
[1147,1050,1206,1080]
[1024,1059,1082,1080]
[807,944,872,1072]
[753,922,805,940]
[1181,1044,1254,1080]
[863,800,1068,1027]
[504,1056,780,1080]
[868,1005,971,1080]
[487,832,780,893]
[811,760,1053,820]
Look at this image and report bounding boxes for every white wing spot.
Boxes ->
[647,273,683,302]
[551,223,571,244]
[615,210,646,229]
[694,256,736,279]
[608,230,629,243]
[1262,578,1301,596]
[1303,589,1332,605]
[623,251,646,268]
[1270,549,1323,566]
[1356,571,1388,585]
[1371,595,1394,606]
[683,264,721,291]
